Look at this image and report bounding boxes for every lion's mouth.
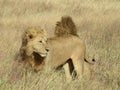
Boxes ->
[33,52,47,58]
[33,52,45,61]
[39,53,47,57]
[33,52,45,66]
[33,50,48,57]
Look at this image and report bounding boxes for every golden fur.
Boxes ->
[24,31,85,79]
[54,16,95,79]
[20,16,94,80]
[54,16,94,79]
[21,17,85,78]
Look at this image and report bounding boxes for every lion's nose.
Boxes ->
[46,49,49,52]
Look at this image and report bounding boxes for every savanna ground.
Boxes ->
[0,0,120,90]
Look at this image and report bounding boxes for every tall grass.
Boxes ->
[0,0,120,90]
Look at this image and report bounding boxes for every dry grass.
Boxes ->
[0,0,120,90]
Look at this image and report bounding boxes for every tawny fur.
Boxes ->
[25,30,85,80]
[21,16,85,79]
[19,16,94,80]
[54,16,94,79]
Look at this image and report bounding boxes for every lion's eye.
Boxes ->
[29,35,33,39]
[39,41,42,43]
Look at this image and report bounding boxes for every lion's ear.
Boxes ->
[22,37,27,45]
[21,32,28,46]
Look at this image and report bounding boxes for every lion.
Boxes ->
[23,32,85,79]
[19,16,95,80]
[20,17,86,78]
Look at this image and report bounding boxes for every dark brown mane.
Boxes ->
[54,16,78,37]
[33,52,45,66]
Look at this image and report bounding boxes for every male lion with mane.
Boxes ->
[19,27,47,69]
[20,16,94,80]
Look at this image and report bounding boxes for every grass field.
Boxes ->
[0,0,120,90]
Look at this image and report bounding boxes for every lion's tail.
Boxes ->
[84,58,96,65]
[54,16,78,36]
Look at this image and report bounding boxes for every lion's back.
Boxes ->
[46,35,85,68]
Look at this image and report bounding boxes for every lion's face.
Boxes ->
[23,27,46,42]
[29,35,48,57]
[23,27,49,57]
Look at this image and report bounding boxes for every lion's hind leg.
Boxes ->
[72,57,84,78]
[63,62,72,81]
[63,59,75,81]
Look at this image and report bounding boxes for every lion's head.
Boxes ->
[21,27,49,58]
[22,27,46,45]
